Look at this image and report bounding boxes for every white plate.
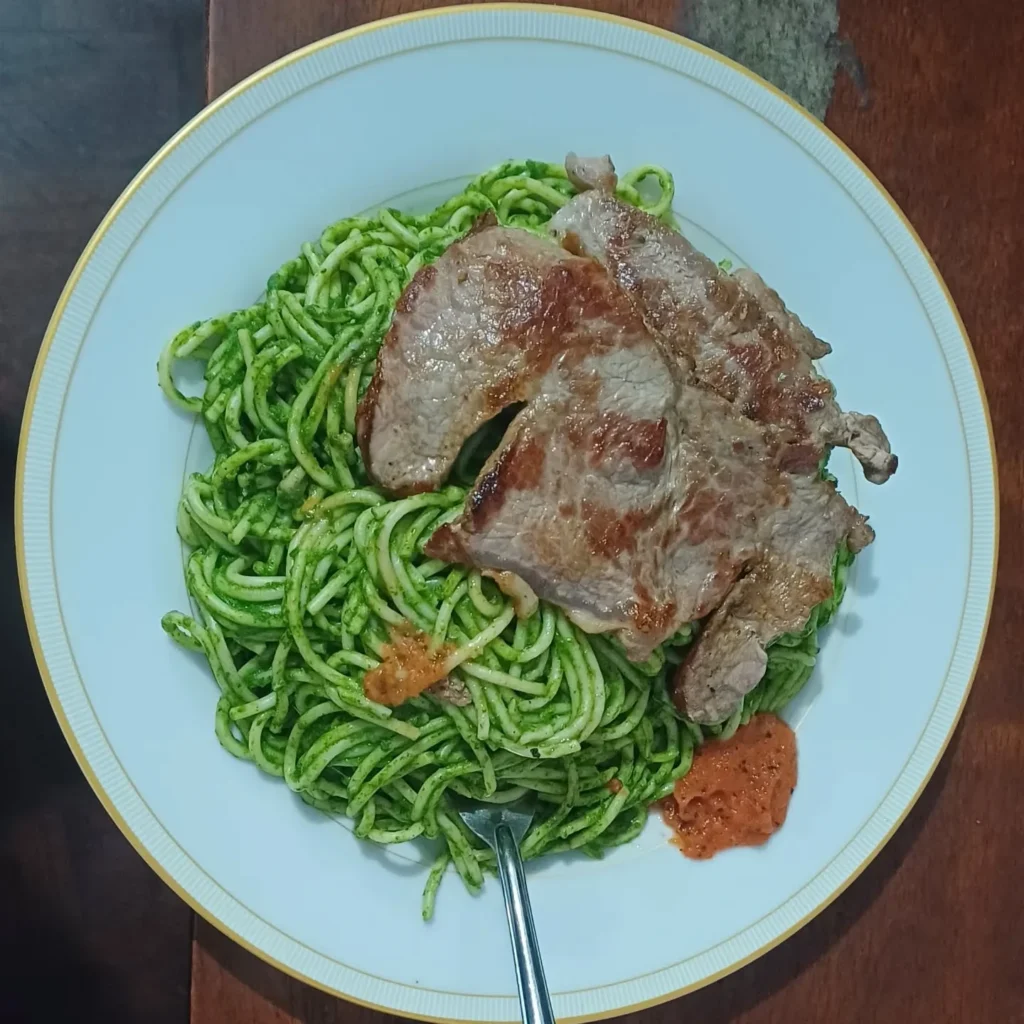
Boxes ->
[16,5,997,1021]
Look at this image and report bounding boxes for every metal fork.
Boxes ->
[456,798,555,1024]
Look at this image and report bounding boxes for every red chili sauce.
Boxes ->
[662,713,797,858]
[362,627,453,707]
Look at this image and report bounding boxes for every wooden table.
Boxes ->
[3,1,1021,1021]
[191,2,1024,1021]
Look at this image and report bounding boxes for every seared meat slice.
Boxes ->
[430,364,869,693]
[550,177,897,484]
[357,213,654,495]
[427,358,784,660]
[674,474,872,723]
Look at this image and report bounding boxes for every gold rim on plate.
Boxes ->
[15,5,998,1021]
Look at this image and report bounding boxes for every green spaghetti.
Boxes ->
[159,159,851,918]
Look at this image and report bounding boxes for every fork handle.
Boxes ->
[494,824,556,1024]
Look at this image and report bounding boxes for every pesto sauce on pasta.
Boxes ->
[159,159,849,918]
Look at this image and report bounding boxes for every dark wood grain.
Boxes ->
[194,1,1024,1022]
[0,1,204,1020]
[0,0,991,1015]
[13,2,1019,1022]
[139,0,1024,1019]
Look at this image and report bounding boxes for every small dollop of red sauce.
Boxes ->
[362,627,454,707]
[661,713,797,859]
